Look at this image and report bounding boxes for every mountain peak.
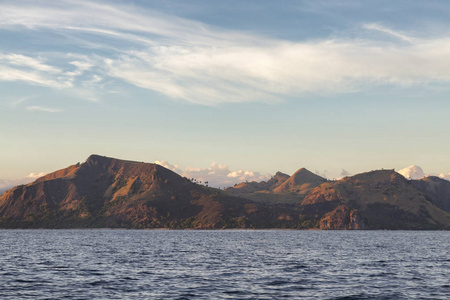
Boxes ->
[268,171,290,183]
[274,171,289,177]
[293,167,307,173]
[273,167,326,193]
[86,154,104,161]
[225,171,289,195]
[86,154,115,165]
[346,169,405,184]
[291,168,325,182]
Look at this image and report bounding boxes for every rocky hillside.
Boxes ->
[273,168,327,194]
[300,170,450,229]
[225,168,326,205]
[228,168,450,230]
[1,155,450,230]
[0,155,295,229]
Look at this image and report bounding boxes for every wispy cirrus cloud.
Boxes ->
[0,54,61,73]
[2,1,450,105]
[363,23,416,43]
[0,52,79,89]
[0,64,69,89]
[27,106,63,113]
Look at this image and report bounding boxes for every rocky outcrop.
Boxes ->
[319,205,366,230]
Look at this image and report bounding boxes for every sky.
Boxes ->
[1,0,450,189]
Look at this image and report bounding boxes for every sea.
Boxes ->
[0,230,448,299]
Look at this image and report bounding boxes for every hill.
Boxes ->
[0,155,295,229]
[228,169,450,230]
[226,171,290,195]
[273,168,327,194]
[300,170,450,229]
[411,176,450,212]
[225,168,326,205]
[1,156,450,230]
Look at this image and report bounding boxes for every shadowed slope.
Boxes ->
[411,176,450,212]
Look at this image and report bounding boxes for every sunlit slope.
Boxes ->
[0,155,295,228]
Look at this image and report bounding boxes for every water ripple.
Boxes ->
[0,230,449,299]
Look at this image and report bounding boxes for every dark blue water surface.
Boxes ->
[0,230,448,299]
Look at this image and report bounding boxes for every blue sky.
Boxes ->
[1,0,450,188]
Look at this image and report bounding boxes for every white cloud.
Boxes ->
[155,160,271,188]
[227,170,256,178]
[27,106,63,113]
[2,1,450,105]
[0,172,47,191]
[0,54,61,73]
[398,165,450,181]
[439,173,450,181]
[66,60,93,77]
[26,172,47,179]
[0,65,71,89]
[154,160,182,173]
[398,165,425,179]
[0,53,74,89]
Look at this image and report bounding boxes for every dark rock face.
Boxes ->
[264,172,291,190]
[320,205,366,230]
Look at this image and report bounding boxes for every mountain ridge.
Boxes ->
[0,155,296,229]
[1,155,449,230]
[273,168,327,194]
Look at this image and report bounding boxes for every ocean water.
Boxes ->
[0,230,448,299]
